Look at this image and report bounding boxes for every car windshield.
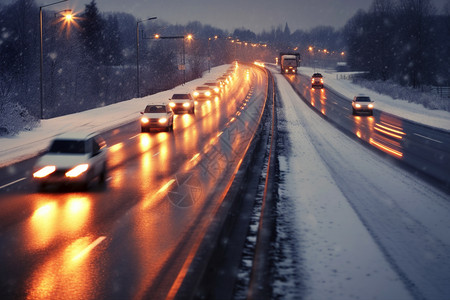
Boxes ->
[356,97,371,102]
[49,140,86,154]
[171,94,191,99]
[145,105,166,113]
[196,86,209,90]
[313,73,322,77]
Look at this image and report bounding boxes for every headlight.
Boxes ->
[193,91,199,97]
[205,91,211,97]
[66,164,89,178]
[214,87,219,93]
[158,118,168,124]
[183,102,190,107]
[141,117,149,124]
[33,165,56,178]
[368,104,374,109]
[355,103,361,108]
[169,102,175,107]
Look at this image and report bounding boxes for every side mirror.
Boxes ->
[140,112,144,115]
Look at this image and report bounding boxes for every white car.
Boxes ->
[352,95,374,116]
[193,86,213,99]
[33,131,108,190]
[169,93,195,114]
[140,104,174,132]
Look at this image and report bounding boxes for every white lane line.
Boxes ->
[413,133,443,144]
[72,236,107,261]
[152,152,160,157]
[0,177,26,190]
[129,134,140,140]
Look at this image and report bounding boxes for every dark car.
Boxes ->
[352,95,374,116]
[140,104,174,132]
[169,93,195,114]
[311,73,324,89]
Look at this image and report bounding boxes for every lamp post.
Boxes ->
[151,34,192,85]
[136,17,157,98]
[39,0,68,120]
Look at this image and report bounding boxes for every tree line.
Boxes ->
[1,0,448,135]
[344,0,450,87]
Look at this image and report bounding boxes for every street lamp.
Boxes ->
[136,17,157,98]
[150,34,192,85]
[39,0,69,120]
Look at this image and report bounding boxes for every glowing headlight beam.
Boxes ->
[65,164,89,178]
[33,166,56,178]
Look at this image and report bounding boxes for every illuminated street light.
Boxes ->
[39,0,69,120]
[148,34,192,84]
[136,17,157,98]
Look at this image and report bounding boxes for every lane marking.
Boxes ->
[152,152,160,157]
[0,177,26,190]
[72,236,106,261]
[413,133,443,144]
[129,134,140,140]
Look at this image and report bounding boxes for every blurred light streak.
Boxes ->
[370,138,403,158]
[71,236,106,262]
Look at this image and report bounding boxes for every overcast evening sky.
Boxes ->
[36,0,449,33]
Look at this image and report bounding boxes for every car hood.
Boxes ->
[170,99,192,103]
[35,153,91,169]
[142,113,168,118]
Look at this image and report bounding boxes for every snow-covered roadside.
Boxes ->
[299,66,450,131]
[0,65,230,168]
[274,72,450,299]
[274,73,413,299]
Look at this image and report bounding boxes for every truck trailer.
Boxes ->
[279,52,300,74]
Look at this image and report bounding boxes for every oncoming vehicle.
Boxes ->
[140,104,174,132]
[352,95,374,115]
[193,86,213,99]
[311,73,324,89]
[169,93,195,114]
[32,131,108,190]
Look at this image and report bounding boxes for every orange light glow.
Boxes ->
[65,164,89,178]
[33,165,56,178]
[370,138,403,158]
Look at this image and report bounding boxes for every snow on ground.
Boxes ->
[275,74,411,299]
[1,63,450,298]
[274,71,450,299]
[0,65,230,168]
[299,66,450,131]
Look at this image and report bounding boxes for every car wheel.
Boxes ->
[141,127,147,133]
[99,164,107,184]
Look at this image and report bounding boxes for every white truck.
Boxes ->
[280,52,300,74]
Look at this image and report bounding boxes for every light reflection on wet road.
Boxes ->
[0,65,268,299]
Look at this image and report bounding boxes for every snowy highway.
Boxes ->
[0,63,449,299]
[0,65,270,299]
[274,69,450,299]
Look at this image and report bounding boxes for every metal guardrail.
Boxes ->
[430,86,450,98]
[247,68,277,300]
